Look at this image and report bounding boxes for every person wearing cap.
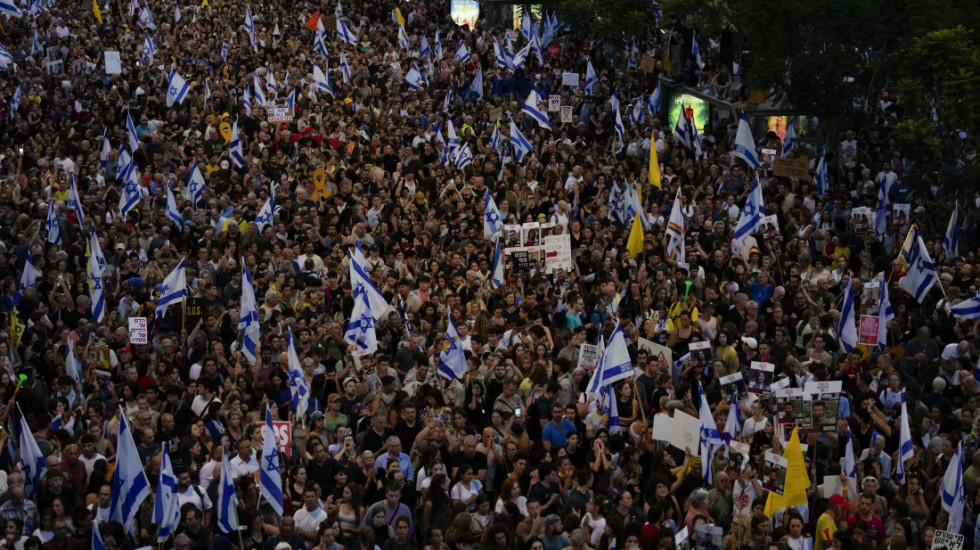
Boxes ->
[323,394,348,436]
[815,494,847,550]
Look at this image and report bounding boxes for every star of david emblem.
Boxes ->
[169,86,178,96]
[91,276,102,290]
[744,204,754,216]
[359,312,375,330]
[264,451,279,473]
[353,282,366,298]
[486,210,499,225]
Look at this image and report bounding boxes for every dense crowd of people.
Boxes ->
[0,1,978,550]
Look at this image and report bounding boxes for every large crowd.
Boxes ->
[0,1,978,550]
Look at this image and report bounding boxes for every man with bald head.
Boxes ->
[375,436,414,482]
[452,435,488,483]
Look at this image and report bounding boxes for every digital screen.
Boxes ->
[452,0,480,28]
[667,94,709,133]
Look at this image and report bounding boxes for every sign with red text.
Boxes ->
[859,316,880,346]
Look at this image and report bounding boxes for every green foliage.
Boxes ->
[556,0,657,46]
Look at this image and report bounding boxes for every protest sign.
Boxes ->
[859,315,880,346]
[578,343,600,373]
[544,233,571,273]
[128,317,148,344]
[104,51,122,74]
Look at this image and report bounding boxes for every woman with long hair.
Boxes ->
[581,495,608,547]
[366,505,393,550]
[450,465,483,512]
[494,478,527,516]
[336,484,365,550]
[287,465,309,513]
[422,474,453,534]
[172,436,205,486]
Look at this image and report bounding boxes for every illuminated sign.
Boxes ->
[452,0,480,28]
[667,94,709,132]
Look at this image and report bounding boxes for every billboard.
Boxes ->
[452,0,480,28]
[667,94,709,133]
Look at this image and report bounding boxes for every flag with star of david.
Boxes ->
[733,175,764,241]
[259,407,284,515]
[484,190,503,240]
[344,279,378,354]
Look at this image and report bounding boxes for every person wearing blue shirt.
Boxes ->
[541,404,577,451]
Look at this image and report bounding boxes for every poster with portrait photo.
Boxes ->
[539,222,556,239]
[720,372,748,403]
[893,203,910,230]
[503,224,522,249]
[522,222,541,249]
[850,206,873,236]
[689,340,713,374]
[729,441,751,471]
[675,526,691,550]
[805,381,842,431]
[774,387,811,427]
[760,215,780,242]
[762,451,788,495]
[748,362,775,394]
[695,524,724,550]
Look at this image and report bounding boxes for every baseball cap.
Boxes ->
[740,336,758,350]
[829,494,849,509]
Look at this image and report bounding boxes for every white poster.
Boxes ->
[548,94,560,112]
[560,105,573,123]
[577,343,599,373]
[561,72,579,87]
[128,317,148,344]
[544,233,571,273]
[104,50,122,75]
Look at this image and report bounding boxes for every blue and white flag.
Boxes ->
[118,149,141,214]
[509,119,532,161]
[878,275,894,349]
[18,250,38,301]
[265,68,277,96]
[732,113,759,169]
[454,143,474,169]
[100,130,111,173]
[173,0,181,24]
[351,241,389,319]
[155,258,187,318]
[647,84,661,116]
[420,35,431,59]
[46,200,62,245]
[187,161,206,211]
[674,105,692,150]
[0,43,14,69]
[613,107,625,154]
[733,176,764,241]
[66,338,83,383]
[166,70,190,107]
[484,191,502,240]
[781,117,797,157]
[446,119,460,157]
[875,180,889,237]
[691,113,704,160]
[398,24,409,51]
[92,522,105,550]
[244,7,256,51]
[254,193,275,231]
[512,41,531,70]
[28,29,43,57]
[521,89,551,130]
[491,239,505,289]
[945,203,960,259]
[433,29,443,60]
[313,21,329,58]
[403,65,425,91]
[520,10,533,40]
[599,384,620,434]
[221,39,228,63]
[493,39,512,69]
[437,312,468,380]
[286,330,310,418]
[153,442,180,542]
[138,3,156,29]
[455,40,470,63]
[838,276,857,353]
[584,58,597,95]
[313,64,333,94]
[941,441,965,534]
[629,99,644,125]
[243,84,252,116]
[126,111,140,151]
[67,175,84,225]
[609,180,625,227]
[259,408,284,516]
[9,82,22,117]
[284,86,295,110]
[585,321,633,394]
[165,185,182,227]
[204,79,212,111]
[252,73,266,108]
[529,27,543,66]
[238,263,261,364]
[339,49,351,83]
[844,430,857,478]
[691,33,704,70]
[723,399,741,442]
[110,412,151,541]
[336,17,358,45]
[489,122,502,154]
[951,290,980,321]
[899,231,939,303]
[896,393,913,482]
[399,295,412,337]
[230,118,244,168]
[88,227,106,322]
[344,253,379,354]
[18,405,47,498]
[698,382,722,482]
[463,66,483,100]
[216,444,240,533]
[814,151,828,196]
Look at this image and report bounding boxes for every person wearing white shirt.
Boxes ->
[176,470,213,517]
[564,165,584,192]
[742,401,769,441]
[229,440,260,479]
[294,486,329,546]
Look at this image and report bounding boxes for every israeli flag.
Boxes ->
[88,227,106,322]
[238,263,261,364]
[732,113,759,169]
[484,191,503,239]
[18,405,47,498]
[17,250,37,303]
[584,58,597,95]
[420,34,430,59]
[339,49,351,83]
[951,290,980,321]
[165,185,182,227]
[139,32,156,65]
[877,275,894,349]
[674,105,692,150]
[493,39,512,69]
[896,393,913,482]
[698,383,722,482]
[110,413,151,542]
[447,119,460,154]
[66,338,83,383]
[266,68,277,96]
[118,149,141,214]
[9,82,21,117]
[92,522,105,550]
[313,64,333,94]
[781,117,797,157]
[46,200,62,245]
[28,29,43,57]
[437,312,468,380]
[733,176,764,241]
[221,39,228,63]
[138,2,156,29]
[838,276,857,353]
[259,408,284,516]
[436,131,449,166]
[814,151,828,196]
[0,43,13,69]
[455,40,470,63]
[398,24,409,51]
[434,29,443,60]
[204,79,212,111]
[243,84,252,116]
[491,239,505,289]
[344,264,379,354]
[600,385,620,434]
[691,113,704,160]
[252,73,266,108]
[126,111,140,151]
[244,7,256,50]
[272,21,280,38]
[899,231,939,303]
[945,203,960,259]
[509,119,532,161]
[99,130,111,174]
[520,10,533,40]
[941,441,966,534]
[403,65,425,91]
[844,430,857,478]
[609,180,625,227]
[286,330,311,418]
[454,143,474,170]
[336,17,358,45]
[723,399,741,442]
[464,66,483,100]
[629,99,644,125]
[874,180,889,237]
[512,41,531,70]
[691,33,704,70]
[187,161,206,211]
[522,89,551,130]
[173,0,181,23]
[156,258,187,318]
[529,28,543,66]
[154,443,181,542]
[216,444,240,533]
[230,118,244,168]
[613,107,626,154]
[254,193,275,231]
[166,70,190,107]
[68,175,85,224]
[489,123,502,154]
[585,321,633,393]
[284,86,295,110]
[351,241,389,318]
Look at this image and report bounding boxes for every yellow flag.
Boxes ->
[394,7,405,28]
[764,427,811,517]
[10,306,25,349]
[201,0,210,10]
[649,133,661,189]
[92,0,103,24]
[626,210,644,259]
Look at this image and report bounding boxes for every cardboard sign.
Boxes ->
[720,372,747,403]
[561,72,579,87]
[128,317,148,344]
[637,338,672,373]
[560,105,572,123]
[104,50,122,75]
[268,107,294,123]
[859,315,880,346]
[932,530,964,550]
[544,233,571,273]
[185,297,203,326]
[272,421,292,458]
[489,106,503,122]
[773,157,809,179]
[548,94,560,112]
[762,451,788,495]
[640,54,656,73]
[748,361,775,394]
[577,343,600,373]
[652,410,702,453]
